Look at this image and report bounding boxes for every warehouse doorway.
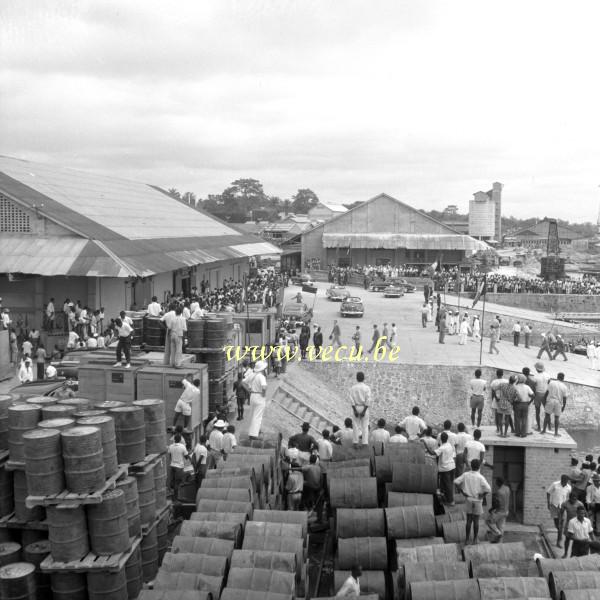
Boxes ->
[491,445,525,523]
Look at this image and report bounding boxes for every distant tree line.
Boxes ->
[420,208,596,239]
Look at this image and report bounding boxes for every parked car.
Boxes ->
[326,285,351,302]
[9,379,79,402]
[340,297,364,317]
[383,285,404,298]
[368,279,389,292]
[282,302,312,326]
[394,278,416,293]
[290,273,314,286]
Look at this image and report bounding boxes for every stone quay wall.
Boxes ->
[301,361,599,431]
[479,293,600,314]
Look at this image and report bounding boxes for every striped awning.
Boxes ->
[322,233,489,253]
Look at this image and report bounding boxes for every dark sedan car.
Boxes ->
[340,297,364,317]
[326,285,351,301]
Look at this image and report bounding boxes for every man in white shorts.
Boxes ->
[454,458,491,544]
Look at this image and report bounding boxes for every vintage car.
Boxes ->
[290,273,314,287]
[326,285,351,302]
[383,285,404,298]
[340,297,364,317]
[395,278,416,293]
[368,279,390,292]
[282,302,312,326]
[9,379,79,402]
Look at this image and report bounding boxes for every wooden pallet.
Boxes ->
[25,465,128,508]
[128,453,165,475]
[5,459,25,471]
[0,512,48,531]
[140,501,171,536]
[40,535,141,574]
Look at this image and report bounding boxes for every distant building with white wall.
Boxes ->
[469,182,502,242]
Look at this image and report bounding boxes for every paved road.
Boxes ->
[283,282,600,389]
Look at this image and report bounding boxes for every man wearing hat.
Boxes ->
[532,362,550,431]
[208,419,227,459]
[246,360,268,439]
[553,334,568,362]
[18,358,33,383]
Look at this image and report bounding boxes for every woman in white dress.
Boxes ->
[247,360,268,439]
[472,316,481,341]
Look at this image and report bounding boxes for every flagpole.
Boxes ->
[457,271,461,315]
[245,271,250,347]
[479,273,487,366]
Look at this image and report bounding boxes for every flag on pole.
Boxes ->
[471,275,487,308]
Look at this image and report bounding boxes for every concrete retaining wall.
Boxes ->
[483,293,600,313]
[301,361,599,430]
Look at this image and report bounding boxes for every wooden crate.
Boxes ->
[105,365,141,404]
[78,364,108,402]
[136,364,207,431]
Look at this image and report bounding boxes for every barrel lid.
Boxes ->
[0,542,21,553]
[38,418,75,429]
[0,562,35,578]
[109,406,142,414]
[57,398,91,407]
[77,416,113,426]
[9,403,42,411]
[23,428,60,440]
[25,396,56,406]
[24,540,51,554]
[133,399,164,407]
[94,401,125,410]
[60,425,100,437]
[42,404,73,413]
[72,409,107,419]
[102,488,124,501]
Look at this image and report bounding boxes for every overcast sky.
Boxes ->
[2,0,600,222]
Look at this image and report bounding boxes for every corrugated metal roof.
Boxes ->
[322,233,489,252]
[0,156,281,277]
[320,203,348,212]
[0,156,242,241]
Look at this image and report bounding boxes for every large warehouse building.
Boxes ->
[0,156,279,329]
[300,193,488,269]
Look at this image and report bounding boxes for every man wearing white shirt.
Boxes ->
[567,506,595,556]
[335,565,362,599]
[436,420,457,449]
[113,317,132,368]
[464,429,486,469]
[174,376,200,428]
[192,435,208,485]
[168,433,188,500]
[18,358,33,383]
[454,459,491,544]
[350,371,371,446]
[370,418,391,446]
[389,425,408,443]
[455,422,472,476]
[147,296,162,317]
[490,369,509,434]
[512,321,521,346]
[547,475,572,547]
[435,432,456,506]
[469,369,487,428]
[399,406,427,441]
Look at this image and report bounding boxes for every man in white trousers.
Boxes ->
[350,371,371,447]
[247,360,268,440]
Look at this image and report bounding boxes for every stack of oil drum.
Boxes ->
[0,393,169,600]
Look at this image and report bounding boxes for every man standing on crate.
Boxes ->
[161,305,187,368]
[113,317,132,368]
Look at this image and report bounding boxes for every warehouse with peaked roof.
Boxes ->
[0,155,279,327]
[300,193,489,269]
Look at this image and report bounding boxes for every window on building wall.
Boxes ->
[0,195,31,233]
[247,318,262,334]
